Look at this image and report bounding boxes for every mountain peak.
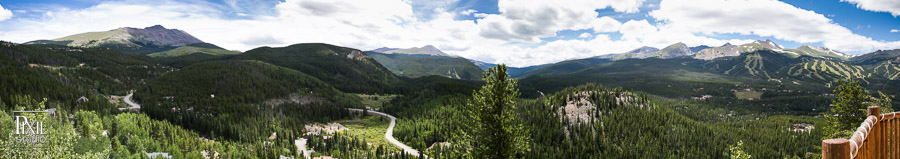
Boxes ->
[146,25,167,30]
[370,47,399,53]
[750,39,782,50]
[668,42,688,48]
[382,45,450,56]
[630,46,659,53]
[793,44,852,59]
[31,25,206,54]
[421,45,443,54]
[653,42,694,58]
[123,25,202,47]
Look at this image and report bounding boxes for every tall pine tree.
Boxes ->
[455,64,530,158]
[823,80,869,139]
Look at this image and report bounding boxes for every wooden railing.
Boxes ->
[822,106,900,159]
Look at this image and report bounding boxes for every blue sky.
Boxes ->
[0,0,898,66]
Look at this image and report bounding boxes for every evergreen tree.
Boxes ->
[823,80,869,139]
[455,64,530,158]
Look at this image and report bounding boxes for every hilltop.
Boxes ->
[371,45,451,56]
[26,25,227,54]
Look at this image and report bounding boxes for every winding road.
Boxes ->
[118,91,140,110]
[348,108,429,158]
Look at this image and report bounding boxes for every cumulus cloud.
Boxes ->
[891,29,899,33]
[0,0,468,51]
[0,4,12,21]
[602,0,646,13]
[650,0,900,52]
[476,0,645,42]
[0,0,752,67]
[0,0,897,67]
[841,0,900,16]
[591,16,621,33]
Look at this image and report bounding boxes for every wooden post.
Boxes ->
[868,106,880,117]
[868,106,880,159]
[823,139,851,159]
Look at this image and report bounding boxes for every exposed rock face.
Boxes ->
[557,91,649,125]
[383,45,450,56]
[751,39,782,50]
[592,53,620,59]
[124,25,203,47]
[595,46,660,60]
[48,25,203,48]
[795,45,853,59]
[446,68,461,79]
[694,44,740,60]
[689,45,711,53]
[627,46,661,59]
[346,50,369,61]
[263,93,326,107]
[654,42,694,58]
[421,45,443,54]
[560,92,597,124]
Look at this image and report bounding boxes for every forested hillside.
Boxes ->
[368,52,483,80]
[232,43,401,93]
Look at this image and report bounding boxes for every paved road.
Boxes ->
[295,139,311,159]
[348,108,428,158]
[118,92,140,110]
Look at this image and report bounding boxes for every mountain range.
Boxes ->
[26,25,236,55]
[369,45,450,56]
[14,25,899,87]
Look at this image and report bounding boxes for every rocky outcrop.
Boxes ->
[751,39,782,50]
[653,42,694,58]
[346,50,369,61]
[124,25,203,47]
[626,46,661,59]
[382,45,451,56]
[694,43,740,60]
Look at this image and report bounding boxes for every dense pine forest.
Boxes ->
[1,40,898,159]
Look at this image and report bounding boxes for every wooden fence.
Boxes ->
[822,106,899,159]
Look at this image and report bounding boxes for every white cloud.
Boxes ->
[578,33,592,38]
[619,20,656,41]
[601,0,646,13]
[410,0,460,20]
[650,0,900,52]
[841,0,900,16]
[1,0,897,67]
[459,9,477,15]
[476,0,645,42]
[591,16,621,33]
[0,0,746,67]
[615,19,751,49]
[0,0,435,51]
[891,29,899,33]
[0,4,12,21]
